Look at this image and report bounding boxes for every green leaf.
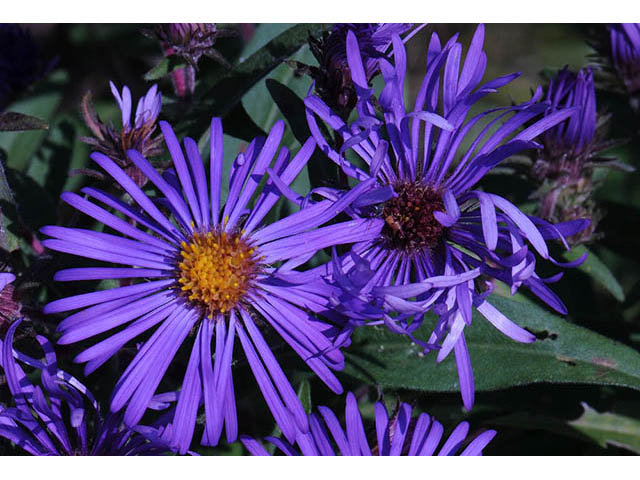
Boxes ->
[239,24,296,59]
[0,152,19,252]
[489,411,598,444]
[265,79,310,145]
[0,112,49,132]
[222,103,266,142]
[194,23,331,121]
[5,168,57,233]
[265,79,338,192]
[343,294,640,393]
[144,57,170,81]
[241,43,313,140]
[0,70,67,172]
[0,153,13,204]
[297,379,312,414]
[568,402,640,453]
[143,57,187,81]
[563,244,625,302]
[27,115,90,196]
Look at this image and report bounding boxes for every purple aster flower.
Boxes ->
[532,67,626,244]
[0,24,41,109]
[0,319,175,455]
[608,23,640,95]
[80,82,163,188]
[301,23,419,121]
[241,391,496,456]
[42,118,381,453]
[304,24,588,410]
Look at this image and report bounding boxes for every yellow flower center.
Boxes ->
[177,230,258,317]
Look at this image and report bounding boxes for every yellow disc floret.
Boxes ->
[177,230,258,317]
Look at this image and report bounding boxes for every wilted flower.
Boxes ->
[80,82,163,187]
[42,118,381,453]
[305,24,587,410]
[145,23,235,98]
[241,391,496,456]
[531,67,629,244]
[151,23,234,70]
[300,23,416,121]
[0,319,175,455]
[0,272,20,332]
[0,24,41,109]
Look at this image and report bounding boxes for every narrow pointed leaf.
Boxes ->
[568,402,640,453]
[0,112,49,132]
[562,244,625,302]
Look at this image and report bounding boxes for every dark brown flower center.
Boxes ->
[381,181,446,252]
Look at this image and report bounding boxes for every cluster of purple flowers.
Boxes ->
[2,22,606,456]
[0,318,176,455]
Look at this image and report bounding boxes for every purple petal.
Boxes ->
[240,436,271,456]
[58,290,174,345]
[438,421,469,456]
[44,279,174,315]
[476,300,536,343]
[210,117,224,227]
[171,323,203,454]
[454,334,475,411]
[0,273,15,291]
[345,392,371,455]
[54,267,169,282]
[408,413,431,456]
[240,310,308,432]
[374,401,390,456]
[159,122,202,229]
[235,322,298,443]
[460,430,497,456]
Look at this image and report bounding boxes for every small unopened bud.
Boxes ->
[301,23,414,121]
[144,23,236,98]
[530,67,631,244]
